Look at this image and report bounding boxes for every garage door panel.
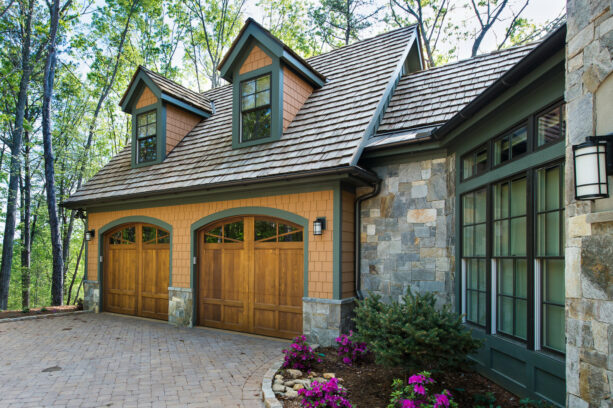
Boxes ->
[199,216,304,339]
[103,224,169,321]
[279,249,303,308]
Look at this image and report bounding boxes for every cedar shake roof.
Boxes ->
[376,43,537,134]
[121,66,213,114]
[66,26,418,206]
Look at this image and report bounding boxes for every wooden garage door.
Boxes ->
[198,216,303,339]
[103,224,170,320]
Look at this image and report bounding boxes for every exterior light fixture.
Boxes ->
[573,135,613,200]
[313,217,326,236]
[85,230,95,241]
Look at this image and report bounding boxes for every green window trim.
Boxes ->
[130,100,167,168]
[136,109,158,163]
[240,74,272,142]
[231,42,284,149]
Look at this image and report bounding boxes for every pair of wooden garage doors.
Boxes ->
[103,216,304,339]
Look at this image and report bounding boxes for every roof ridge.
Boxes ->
[307,24,418,63]
[139,65,211,102]
[403,41,538,78]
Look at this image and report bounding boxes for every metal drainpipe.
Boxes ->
[354,180,381,300]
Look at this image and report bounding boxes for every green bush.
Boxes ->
[352,289,482,372]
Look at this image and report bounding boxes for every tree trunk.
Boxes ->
[66,234,84,305]
[0,0,34,310]
[20,128,32,309]
[42,0,64,306]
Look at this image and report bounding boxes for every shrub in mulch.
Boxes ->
[282,334,322,372]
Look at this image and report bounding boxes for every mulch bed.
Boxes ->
[279,347,522,408]
[0,305,80,320]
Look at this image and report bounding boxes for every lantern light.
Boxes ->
[313,217,326,236]
[573,135,613,200]
[85,230,95,241]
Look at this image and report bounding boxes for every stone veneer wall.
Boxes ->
[565,1,613,407]
[359,153,455,306]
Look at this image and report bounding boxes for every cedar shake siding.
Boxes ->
[282,67,313,132]
[239,45,273,75]
[136,86,157,109]
[165,105,201,155]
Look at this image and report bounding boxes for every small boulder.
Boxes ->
[286,369,303,379]
[274,374,284,381]
[308,371,318,378]
[285,389,299,398]
[323,373,335,379]
[272,384,286,393]
[293,384,305,391]
[294,379,311,386]
[284,380,296,387]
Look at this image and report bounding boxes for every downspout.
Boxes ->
[355,180,381,300]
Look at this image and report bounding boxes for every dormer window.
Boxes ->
[241,75,271,142]
[137,110,157,163]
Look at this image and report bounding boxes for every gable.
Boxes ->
[136,86,158,109]
[239,45,273,75]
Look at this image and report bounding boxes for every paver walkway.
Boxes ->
[0,313,286,408]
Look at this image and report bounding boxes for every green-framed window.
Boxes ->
[460,102,565,181]
[136,110,157,163]
[536,163,565,353]
[462,188,487,326]
[240,74,271,142]
[493,177,527,340]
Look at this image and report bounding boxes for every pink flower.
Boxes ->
[434,391,451,407]
[408,374,425,384]
[413,384,426,395]
[401,400,417,408]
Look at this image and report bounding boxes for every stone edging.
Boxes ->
[261,357,284,408]
[0,310,91,324]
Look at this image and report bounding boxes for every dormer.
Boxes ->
[218,18,326,148]
[119,66,212,168]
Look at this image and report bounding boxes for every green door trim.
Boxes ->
[96,216,174,313]
[190,207,310,327]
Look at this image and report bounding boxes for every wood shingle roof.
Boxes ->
[66,26,418,206]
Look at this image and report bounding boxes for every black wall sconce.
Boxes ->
[573,135,613,200]
[85,230,95,241]
[313,217,326,235]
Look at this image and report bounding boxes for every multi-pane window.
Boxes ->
[493,178,527,339]
[462,145,488,180]
[537,105,565,147]
[462,189,487,326]
[460,163,565,354]
[536,164,565,353]
[493,126,528,166]
[241,75,271,142]
[137,111,157,163]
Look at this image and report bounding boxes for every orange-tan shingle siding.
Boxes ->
[136,86,157,109]
[87,190,335,299]
[239,45,272,75]
[282,67,313,132]
[165,105,201,154]
[341,190,356,298]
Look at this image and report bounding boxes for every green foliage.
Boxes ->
[472,392,501,408]
[21,308,30,313]
[353,289,482,372]
[41,307,47,312]
[519,398,555,408]
[309,0,383,46]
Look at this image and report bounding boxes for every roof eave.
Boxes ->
[62,165,379,210]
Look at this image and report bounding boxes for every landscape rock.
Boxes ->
[285,369,303,379]
[285,389,299,398]
[323,373,335,379]
[293,384,305,391]
[274,374,283,381]
[272,384,286,393]
[283,380,296,387]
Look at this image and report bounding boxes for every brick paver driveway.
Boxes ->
[0,313,286,408]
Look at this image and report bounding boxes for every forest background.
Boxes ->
[0,0,565,310]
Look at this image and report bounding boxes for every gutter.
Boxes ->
[354,180,381,300]
[62,165,379,209]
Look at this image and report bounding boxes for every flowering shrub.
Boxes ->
[335,330,369,365]
[282,335,321,371]
[298,377,352,408]
[388,372,457,408]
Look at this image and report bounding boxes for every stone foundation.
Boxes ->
[168,287,193,327]
[83,280,100,312]
[359,153,455,307]
[303,297,355,346]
